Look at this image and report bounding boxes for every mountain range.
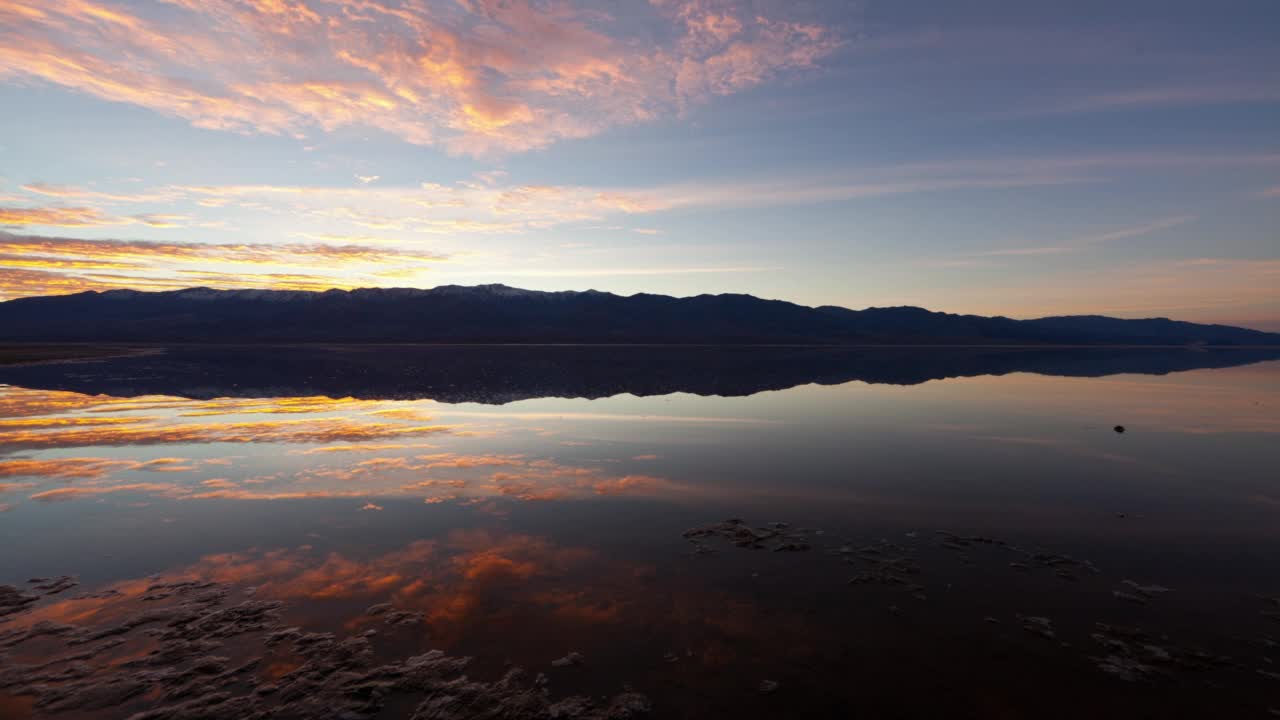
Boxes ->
[0,285,1276,345]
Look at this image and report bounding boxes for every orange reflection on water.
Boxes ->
[0,417,453,450]
[7,528,627,647]
[0,387,688,509]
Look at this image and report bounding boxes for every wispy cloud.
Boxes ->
[20,183,180,204]
[1,204,196,229]
[30,483,184,503]
[0,206,120,227]
[0,232,446,267]
[1022,83,1280,117]
[3,148,1276,299]
[974,215,1196,258]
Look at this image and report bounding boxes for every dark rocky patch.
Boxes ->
[0,579,649,720]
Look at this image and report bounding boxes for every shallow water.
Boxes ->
[1,347,1278,718]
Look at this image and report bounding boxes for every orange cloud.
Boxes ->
[590,474,671,495]
[29,482,183,502]
[418,453,526,469]
[0,204,200,229]
[0,0,838,155]
[294,443,438,455]
[0,206,119,227]
[0,457,141,480]
[0,232,445,267]
[135,457,198,472]
[19,182,180,203]
[0,230,447,299]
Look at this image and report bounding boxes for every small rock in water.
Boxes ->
[383,609,425,626]
[1114,425,1126,433]
[758,680,780,694]
[29,575,78,595]
[1113,591,1149,605]
[1019,615,1056,640]
[0,585,39,617]
[1121,580,1172,598]
[552,651,585,668]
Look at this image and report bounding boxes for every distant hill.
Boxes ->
[0,285,1276,346]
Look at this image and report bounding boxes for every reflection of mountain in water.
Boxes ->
[2,345,1277,403]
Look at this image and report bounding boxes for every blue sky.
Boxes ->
[1,0,1277,328]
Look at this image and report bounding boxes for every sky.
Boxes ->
[0,0,1278,329]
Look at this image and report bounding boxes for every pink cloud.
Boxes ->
[0,0,839,155]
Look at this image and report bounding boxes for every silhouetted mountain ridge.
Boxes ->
[0,285,1275,345]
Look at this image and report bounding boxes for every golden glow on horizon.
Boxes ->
[0,1,1276,328]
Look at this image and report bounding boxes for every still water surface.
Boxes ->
[0,347,1278,718]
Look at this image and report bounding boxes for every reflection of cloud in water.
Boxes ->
[0,527,841,709]
[0,387,689,508]
[419,453,526,469]
[293,442,439,455]
[29,482,186,503]
[0,415,156,429]
[7,364,1273,514]
[432,409,779,425]
[0,457,144,480]
[9,530,617,641]
[0,417,452,451]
